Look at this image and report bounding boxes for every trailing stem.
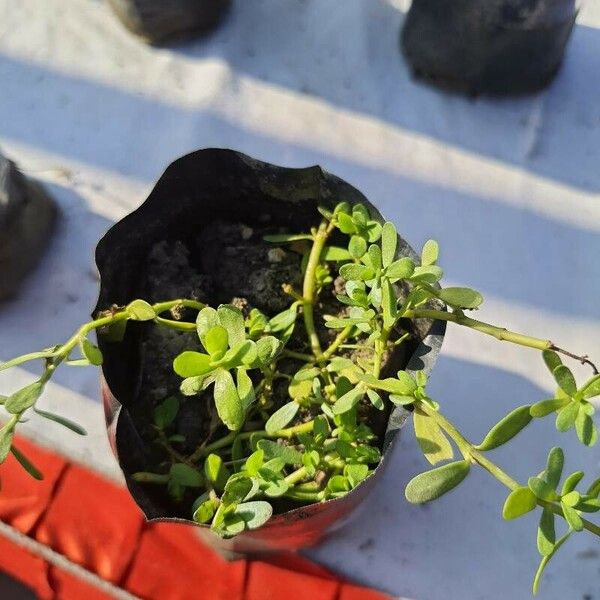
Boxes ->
[405,309,598,374]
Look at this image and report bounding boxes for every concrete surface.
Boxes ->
[0,1,598,599]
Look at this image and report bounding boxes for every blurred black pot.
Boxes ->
[108,0,231,44]
[401,0,580,94]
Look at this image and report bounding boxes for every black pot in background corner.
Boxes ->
[94,149,446,557]
[401,0,580,94]
[107,0,231,44]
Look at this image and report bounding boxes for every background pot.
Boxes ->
[401,0,580,94]
[95,149,446,556]
[108,0,231,44]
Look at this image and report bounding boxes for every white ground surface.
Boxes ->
[0,1,599,599]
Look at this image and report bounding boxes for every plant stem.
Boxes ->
[405,309,598,373]
[282,350,315,362]
[417,402,600,539]
[302,220,331,357]
[317,325,355,362]
[285,466,308,485]
[190,420,316,462]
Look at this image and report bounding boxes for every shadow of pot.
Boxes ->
[401,0,580,95]
[107,0,231,44]
[94,149,446,557]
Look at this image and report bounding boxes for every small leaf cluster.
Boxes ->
[173,304,283,431]
[502,447,600,594]
[530,350,598,447]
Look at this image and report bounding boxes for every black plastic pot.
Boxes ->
[401,0,579,94]
[107,0,231,44]
[95,149,446,556]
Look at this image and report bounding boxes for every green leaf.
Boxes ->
[173,351,212,378]
[366,389,384,410]
[236,368,255,411]
[385,257,415,281]
[389,394,416,406]
[502,487,538,520]
[413,409,454,465]
[257,439,302,465]
[340,264,375,282]
[552,365,577,396]
[180,375,209,396]
[217,305,246,348]
[80,339,103,366]
[32,408,86,435]
[555,402,579,432]
[561,503,583,531]
[537,508,556,556]
[528,477,558,502]
[327,474,350,495]
[581,374,600,399]
[213,369,244,431]
[575,410,598,447]
[532,531,571,595]
[542,350,562,375]
[577,498,600,513]
[337,212,357,234]
[244,449,264,477]
[204,454,231,491]
[193,499,217,524]
[153,396,179,429]
[561,490,581,507]
[396,371,418,394]
[333,388,364,415]
[367,244,382,271]
[10,446,43,480]
[219,340,257,369]
[348,236,367,259]
[410,265,443,284]
[5,382,43,414]
[360,373,415,396]
[204,326,229,357]
[475,405,532,451]
[326,358,355,373]
[561,471,584,496]
[381,222,397,268]
[254,336,283,367]
[126,299,156,321]
[437,287,483,310]
[265,402,299,435]
[0,424,14,463]
[222,476,254,505]
[234,501,273,530]
[405,460,470,504]
[169,463,203,488]
[263,233,313,242]
[268,305,297,342]
[530,397,569,418]
[381,279,397,329]
[346,464,369,488]
[0,350,58,372]
[545,446,564,490]
[421,239,439,266]
[322,246,353,262]
[288,378,313,405]
[196,307,219,342]
[586,477,600,498]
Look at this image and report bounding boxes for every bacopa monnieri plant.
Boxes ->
[1,201,598,594]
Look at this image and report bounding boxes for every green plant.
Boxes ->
[1,202,598,594]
